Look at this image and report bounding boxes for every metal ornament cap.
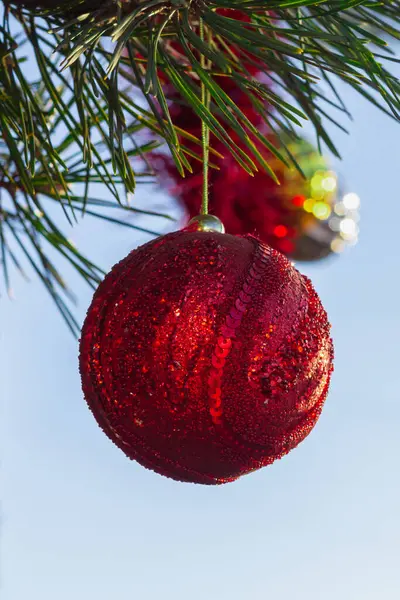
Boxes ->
[187,214,225,233]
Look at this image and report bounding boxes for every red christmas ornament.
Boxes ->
[80,223,333,484]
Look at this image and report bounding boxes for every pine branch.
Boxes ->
[2,0,400,181]
[0,69,170,334]
[1,0,400,331]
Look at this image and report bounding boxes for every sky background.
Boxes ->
[1,63,400,599]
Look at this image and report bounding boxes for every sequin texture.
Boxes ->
[79,230,334,484]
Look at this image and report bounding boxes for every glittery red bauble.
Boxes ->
[79,229,333,484]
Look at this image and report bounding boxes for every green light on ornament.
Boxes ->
[310,172,324,192]
[321,174,337,192]
[312,202,332,220]
[310,170,337,200]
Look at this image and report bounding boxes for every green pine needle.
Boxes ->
[0,72,169,335]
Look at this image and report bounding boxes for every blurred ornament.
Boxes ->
[80,226,333,485]
[152,86,360,261]
[264,139,361,261]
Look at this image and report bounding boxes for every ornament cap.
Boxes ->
[187,214,225,233]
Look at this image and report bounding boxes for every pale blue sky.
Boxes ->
[1,71,400,599]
